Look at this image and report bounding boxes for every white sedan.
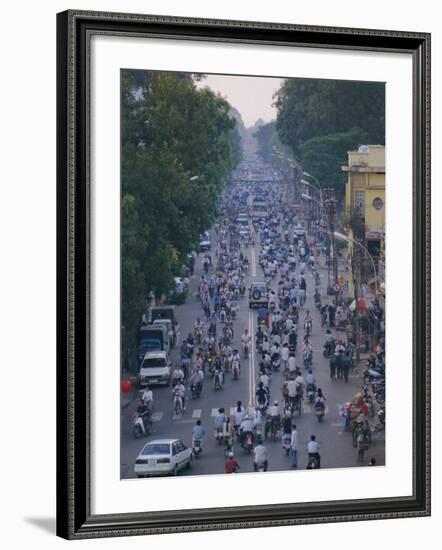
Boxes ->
[134,439,192,477]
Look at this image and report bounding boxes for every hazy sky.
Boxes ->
[197,74,284,127]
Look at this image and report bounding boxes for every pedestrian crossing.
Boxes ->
[148,403,340,423]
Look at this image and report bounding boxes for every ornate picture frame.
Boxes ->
[57,10,430,539]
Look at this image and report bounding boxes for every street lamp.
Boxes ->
[334,231,379,296]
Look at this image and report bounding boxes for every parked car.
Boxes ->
[199,232,211,251]
[138,350,171,387]
[134,439,192,477]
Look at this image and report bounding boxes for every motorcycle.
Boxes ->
[133,413,152,438]
[265,416,280,441]
[306,383,316,403]
[303,350,313,368]
[282,434,291,456]
[242,342,250,358]
[314,290,321,309]
[304,321,312,337]
[213,370,224,390]
[271,354,281,371]
[191,383,201,399]
[173,394,183,415]
[192,438,203,457]
[323,340,335,358]
[232,360,240,380]
[194,328,203,346]
[315,401,325,422]
[243,432,254,454]
[215,428,223,445]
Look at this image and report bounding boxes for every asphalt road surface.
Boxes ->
[121,226,385,479]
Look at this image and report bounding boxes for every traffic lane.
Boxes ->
[257,249,385,469]
[121,244,256,478]
[294,267,385,467]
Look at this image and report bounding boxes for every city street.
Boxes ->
[121,166,385,479]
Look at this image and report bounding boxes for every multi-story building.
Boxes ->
[342,144,385,259]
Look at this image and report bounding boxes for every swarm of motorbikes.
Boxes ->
[135,161,386,470]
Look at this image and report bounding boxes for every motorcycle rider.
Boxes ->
[256,325,265,349]
[286,377,299,408]
[295,370,306,397]
[269,400,281,432]
[253,437,269,472]
[314,388,326,420]
[239,414,254,447]
[307,434,321,468]
[172,381,186,411]
[135,398,151,434]
[172,365,185,386]
[191,419,205,452]
[281,343,290,373]
[255,381,269,410]
[224,451,240,474]
[140,386,154,412]
[214,408,227,439]
[241,328,251,356]
[233,401,246,436]
[306,369,315,387]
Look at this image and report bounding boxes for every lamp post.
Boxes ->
[334,231,378,297]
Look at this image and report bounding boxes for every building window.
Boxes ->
[355,191,365,214]
[373,197,384,210]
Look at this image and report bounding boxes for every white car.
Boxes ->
[134,439,192,477]
[138,350,171,387]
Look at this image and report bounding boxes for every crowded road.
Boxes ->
[121,158,385,478]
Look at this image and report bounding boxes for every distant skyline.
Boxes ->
[196,74,283,127]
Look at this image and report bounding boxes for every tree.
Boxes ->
[275,79,385,158]
[299,127,369,195]
[121,70,240,341]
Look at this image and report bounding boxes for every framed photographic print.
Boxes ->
[56,10,431,539]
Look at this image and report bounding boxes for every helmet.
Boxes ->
[274,401,278,406]
[229,451,234,458]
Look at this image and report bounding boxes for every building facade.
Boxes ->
[342,144,385,259]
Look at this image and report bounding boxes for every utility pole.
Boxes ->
[324,188,338,288]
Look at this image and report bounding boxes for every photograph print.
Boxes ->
[120,69,386,480]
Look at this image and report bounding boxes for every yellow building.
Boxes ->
[342,144,385,259]
[341,145,385,298]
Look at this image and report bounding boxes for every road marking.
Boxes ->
[251,244,257,277]
[152,412,163,422]
[192,409,202,419]
[211,408,219,417]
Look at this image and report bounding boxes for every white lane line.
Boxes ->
[211,408,218,417]
[249,310,257,408]
[152,412,163,422]
[251,244,257,277]
[192,409,202,419]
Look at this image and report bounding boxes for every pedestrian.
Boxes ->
[328,304,336,327]
[329,356,337,381]
[336,351,344,380]
[289,424,298,468]
[307,434,321,468]
[174,320,181,347]
[342,352,351,383]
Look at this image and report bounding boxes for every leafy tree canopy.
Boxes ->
[121,70,240,336]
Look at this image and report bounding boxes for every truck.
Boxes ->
[149,305,176,326]
[137,324,169,364]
